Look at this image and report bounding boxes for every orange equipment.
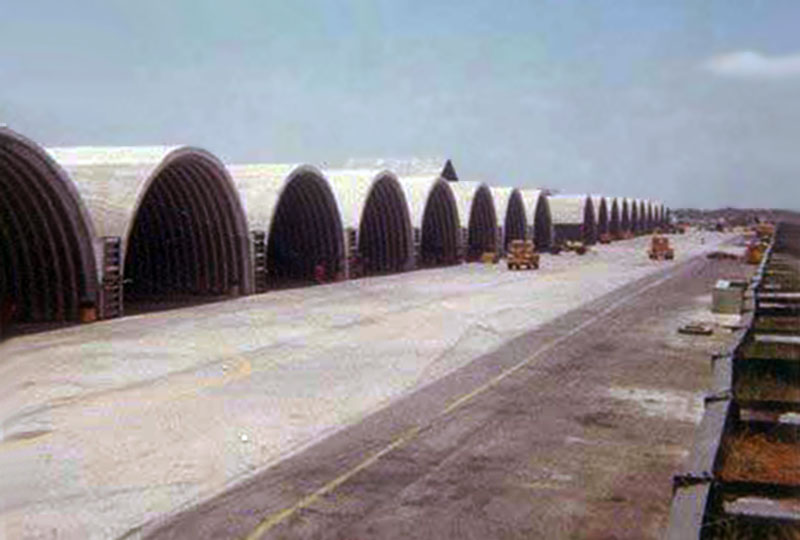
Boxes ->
[481,251,500,264]
[507,240,539,270]
[745,242,766,265]
[754,223,775,241]
[649,235,675,261]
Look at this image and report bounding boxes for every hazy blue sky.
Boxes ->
[2,0,800,209]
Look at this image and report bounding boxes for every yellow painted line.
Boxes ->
[245,265,685,539]
[243,426,421,540]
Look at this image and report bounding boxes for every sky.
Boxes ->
[2,0,800,209]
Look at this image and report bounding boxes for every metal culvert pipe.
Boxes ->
[467,185,497,259]
[267,171,344,285]
[420,180,459,267]
[0,129,97,324]
[358,174,412,275]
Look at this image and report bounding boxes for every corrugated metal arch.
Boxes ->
[620,198,630,233]
[326,169,414,276]
[608,197,621,238]
[0,128,98,323]
[591,195,609,236]
[629,198,640,233]
[652,201,660,228]
[450,181,497,260]
[52,146,253,306]
[638,199,647,233]
[358,172,414,274]
[491,187,527,251]
[550,194,596,244]
[520,189,552,251]
[238,165,345,285]
[398,176,460,267]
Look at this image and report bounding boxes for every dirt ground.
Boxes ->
[0,232,741,539]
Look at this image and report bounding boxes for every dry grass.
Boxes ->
[719,431,800,486]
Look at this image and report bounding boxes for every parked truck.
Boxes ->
[649,235,675,260]
[507,240,539,270]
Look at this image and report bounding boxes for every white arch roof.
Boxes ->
[519,189,547,227]
[228,163,320,234]
[591,195,608,223]
[396,175,454,229]
[550,194,590,225]
[449,181,490,229]
[607,196,619,214]
[47,145,231,241]
[490,187,521,228]
[322,168,386,230]
[1,135,99,244]
[343,157,447,178]
[626,197,640,219]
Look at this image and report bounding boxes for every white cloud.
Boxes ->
[705,50,800,79]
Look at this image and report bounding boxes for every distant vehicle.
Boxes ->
[507,240,539,270]
[754,223,775,241]
[481,251,500,264]
[745,241,767,265]
[649,235,675,260]
[564,240,588,255]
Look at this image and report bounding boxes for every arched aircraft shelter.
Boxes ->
[608,197,621,239]
[450,181,497,261]
[327,169,413,277]
[520,189,552,251]
[550,194,597,245]
[399,176,460,267]
[52,146,252,316]
[233,164,345,287]
[638,200,647,234]
[0,128,98,324]
[592,195,609,237]
[491,187,528,253]
[620,198,631,234]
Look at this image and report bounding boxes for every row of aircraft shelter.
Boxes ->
[0,127,670,325]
